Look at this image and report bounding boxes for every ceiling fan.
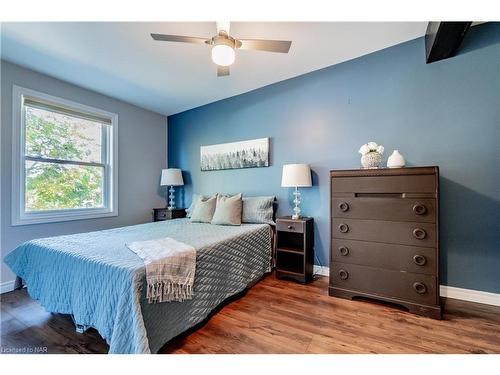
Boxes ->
[151,22,292,77]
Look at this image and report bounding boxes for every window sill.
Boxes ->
[12,209,118,226]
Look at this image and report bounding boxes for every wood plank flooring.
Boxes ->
[1,274,499,354]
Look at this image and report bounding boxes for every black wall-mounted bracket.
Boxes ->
[425,22,472,64]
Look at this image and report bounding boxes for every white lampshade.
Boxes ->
[160,168,184,186]
[281,164,312,187]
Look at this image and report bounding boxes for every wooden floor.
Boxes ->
[1,274,499,354]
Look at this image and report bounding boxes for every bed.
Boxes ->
[4,218,273,354]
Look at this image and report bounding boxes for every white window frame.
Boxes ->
[11,85,118,226]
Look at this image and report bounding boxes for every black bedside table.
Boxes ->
[275,216,314,284]
[153,208,186,222]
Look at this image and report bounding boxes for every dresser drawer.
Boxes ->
[332,174,437,194]
[332,218,436,248]
[330,262,438,306]
[331,239,437,275]
[277,220,304,233]
[332,197,436,223]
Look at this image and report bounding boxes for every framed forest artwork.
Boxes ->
[200,137,270,171]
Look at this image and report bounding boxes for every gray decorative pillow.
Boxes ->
[186,193,206,218]
[190,195,217,223]
[211,193,243,226]
[242,196,276,224]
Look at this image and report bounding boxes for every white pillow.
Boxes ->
[211,193,243,226]
[190,195,217,223]
[186,193,206,218]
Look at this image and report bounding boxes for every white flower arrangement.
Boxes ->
[359,142,384,156]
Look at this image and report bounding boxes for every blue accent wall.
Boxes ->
[168,23,500,293]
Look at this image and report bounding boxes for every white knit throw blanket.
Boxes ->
[126,237,196,303]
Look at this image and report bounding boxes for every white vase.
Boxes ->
[361,152,382,169]
[387,150,406,168]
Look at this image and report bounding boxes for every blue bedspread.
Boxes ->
[4,219,272,353]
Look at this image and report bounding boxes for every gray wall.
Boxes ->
[1,61,168,285]
[169,23,500,293]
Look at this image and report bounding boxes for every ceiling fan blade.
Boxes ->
[216,21,231,35]
[217,66,230,77]
[238,39,292,53]
[151,33,209,44]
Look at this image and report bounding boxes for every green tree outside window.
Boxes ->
[25,107,104,211]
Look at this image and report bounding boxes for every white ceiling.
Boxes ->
[1,22,427,116]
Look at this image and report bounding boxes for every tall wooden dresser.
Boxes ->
[329,167,441,319]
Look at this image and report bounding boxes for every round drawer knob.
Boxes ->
[413,282,427,294]
[339,224,349,233]
[287,225,293,230]
[339,246,349,256]
[413,254,427,266]
[339,269,349,280]
[412,228,427,240]
[413,204,427,215]
[339,202,350,212]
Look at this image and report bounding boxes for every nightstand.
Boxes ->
[153,208,186,222]
[275,216,314,284]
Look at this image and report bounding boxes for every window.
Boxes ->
[12,86,118,225]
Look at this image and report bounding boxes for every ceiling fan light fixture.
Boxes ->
[211,44,235,66]
[151,21,292,76]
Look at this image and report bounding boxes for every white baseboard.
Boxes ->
[0,280,16,294]
[314,265,330,277]
[439,285,500,306]
[314,265,500,307]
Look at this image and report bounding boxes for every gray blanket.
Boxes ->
[141,220,273,353]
